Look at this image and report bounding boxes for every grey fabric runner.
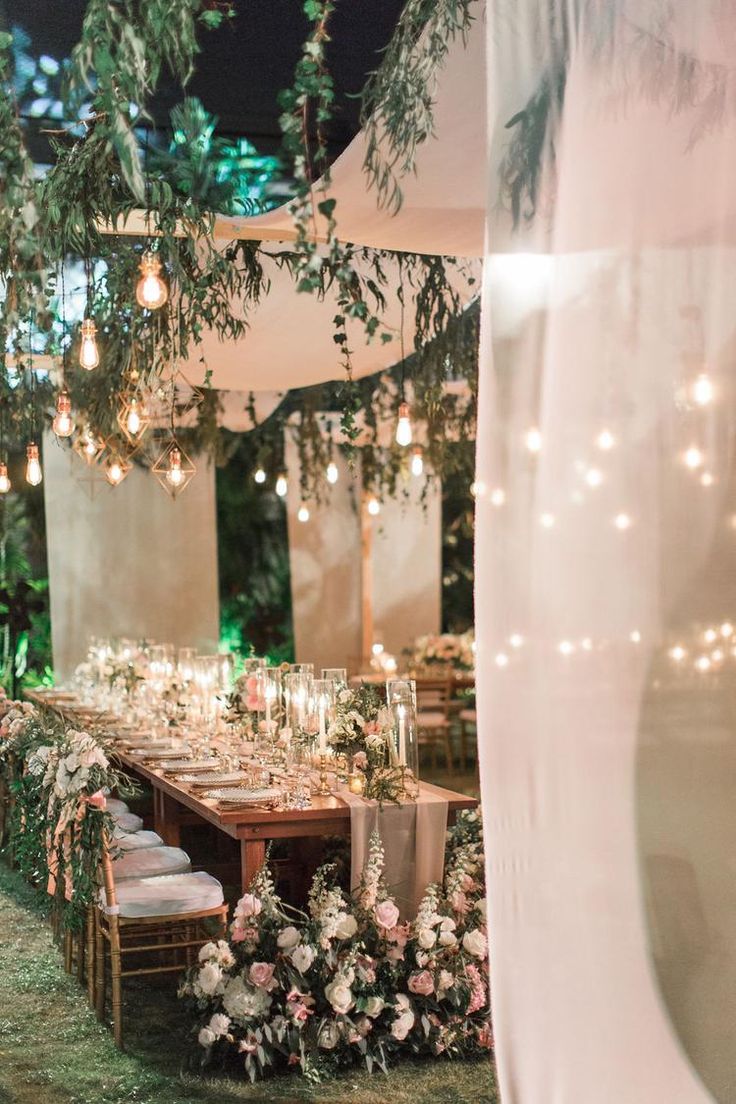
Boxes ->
[342,783,449,918]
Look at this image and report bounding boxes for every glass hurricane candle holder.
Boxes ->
[255,667,282,738]
[284,671,313,737]
[321,667,348,687]
[288,663,314,675]
[242,656,267,675]
[178,647,196,684]
[386,678,419,790]
[311,678,337,757]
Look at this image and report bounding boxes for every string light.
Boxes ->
[695,655,711,673]
[297,503,310,523]
[558,640,575,656]
[596,429,616,451]
[704,628,717,644]
[105,455,130,487]
[395,401,413,447]
[525,426,542,453]
[613,512,632,530]
[326,461,339,485]
[0,463,10,495]
[490,487,506,506]
[275,473,288,498]
[367,495,381,516]
[539,512,555,528]
[494,652,509,668]
[683,446,704,469]
[509,633,523,648]
[166,447,185,489]
[25,442,42,487]
[669,645,686,662]
[630,630,641,643]
[126,398,143,437]
[254,467,266,484]
[581,638,593,652]
[135,251,168,310]
[585,467,603,487]
[700,471,715,487]
[79,318,99,370]
[692,373,714,406]
[410,447,424,477]
[721,622,734,638]
[52,390,73,438]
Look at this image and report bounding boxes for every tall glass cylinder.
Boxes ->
[288,662,314,675]
[284,671,312,736]
[311,678,337,756]
[242,656,267,675]
[386,678,419,787]
[178,646,196,684]
[255,667,282,736]
[322,667,347,687]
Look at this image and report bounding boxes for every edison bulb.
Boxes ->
[525,426,542,452]
[326,461,339,484]
[84,435,98,459]
[79,318,99,370]
[669,645,686,662]
[395,402,412,447]
[367,495,380,516]
[0,462,10,494]
[490,487,506,506]
[126,398,143,437]
[297,504,310,523]
[254,467,266,484]
[136,251,168,310]
[614,512,632,530]
[275,474,288,497]
[410,447,424,477]
[25,442,42,486]
[692,373,714,406]
[585,467,603,487]
[495,652,509,668]
[52,391,73,438]
[106,459,125,486]
[166,447,184,488]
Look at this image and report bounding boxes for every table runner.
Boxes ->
[342,783,449,918]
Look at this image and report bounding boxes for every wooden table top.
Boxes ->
[27,691,477,842]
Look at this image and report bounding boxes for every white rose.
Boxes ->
[198,1026,216,1047]
[334,912,358,940]
[417,928,437,950]
[222,976,272,1022]
[197,962,223,996]
[209,1013,231,1037]
[438,929,457,947]
[277,925,301,951]
[318,1021,341,1049]
[364,996,385,1018]
[462,929,488,958]
[439,917,456,931]
[391,1011,415,1041]
[290,944,315,973]
[324,979,354,1015]
[198,942,218,963]
[438,969,455,994]
[477,897,487,921]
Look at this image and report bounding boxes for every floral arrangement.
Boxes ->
[180,810,491,1082]
[407,630,475,672]
[327,685,405,802]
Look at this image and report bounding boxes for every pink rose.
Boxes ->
[462,873,476,892]
[86,790,107,809]
[245,695,263,712]
[249,962,276,990]
[375,899,400,930]
[231,926,245,943]
[236,894,262,918]
[245,676,259,694]
[451,890,468,914]
[362,721,381,735]
[353,751,368,770]
[408,970,435,997]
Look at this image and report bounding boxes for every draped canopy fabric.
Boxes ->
[478,1,736,1101]
[178,16,486,392]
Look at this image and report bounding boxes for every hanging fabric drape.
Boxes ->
[478,1,736,1100]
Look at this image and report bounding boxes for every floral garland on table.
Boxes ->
[327,684,405,803]
[180,811,491,1082]
[407,630,475,672]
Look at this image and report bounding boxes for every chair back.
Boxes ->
[100,832,119,912]
[415,677,452,717]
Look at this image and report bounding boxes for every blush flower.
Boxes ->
[374,899,400,930]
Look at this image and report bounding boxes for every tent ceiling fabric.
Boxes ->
[179,16,485,393]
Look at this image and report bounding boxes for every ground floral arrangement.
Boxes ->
[180,809,491,1082]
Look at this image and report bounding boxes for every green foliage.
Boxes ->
[360,0,476,213]
[0,496,52,696]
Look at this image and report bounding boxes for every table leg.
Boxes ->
[155,791,181,847]
[240,839,266,894]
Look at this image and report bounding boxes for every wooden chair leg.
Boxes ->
[444,731,454,778]
[76,929,85,984]
[110,921,123,1048]
[86,907,96,1006]
[64,930,73,974]
[459,722,468,770]
[95,916,106,1021]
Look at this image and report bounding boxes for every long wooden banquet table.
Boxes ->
[28,692,477,893]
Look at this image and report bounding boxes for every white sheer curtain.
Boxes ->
[478,2,736,1100]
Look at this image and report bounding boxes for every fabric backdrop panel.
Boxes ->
[478,1,736,1100]
[44,434,220,678]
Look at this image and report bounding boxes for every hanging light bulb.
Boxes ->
[367,495,381,516]
[684,445,704,470]
[0,462,10,495]
[596,428,616,451]
[692,373,714,406]
[79,318,99,370]
[395,401,413,447]
[254,467,266,484]
[166,446,185,489]
[326,460,339,484]
[126,398,143,437]
[275,473,288,498]
[106,459,125,486]
[297,503,310,523]
[52,391,73,438]
[525,426,542,453]
[410,446,424,477]
[136,251,168,310]
[25,442,42,487]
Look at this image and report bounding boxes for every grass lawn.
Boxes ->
[0,861,497,1104]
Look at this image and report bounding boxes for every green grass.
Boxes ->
[0,861,497,1104]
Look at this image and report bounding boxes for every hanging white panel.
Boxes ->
[478,1,736,1100]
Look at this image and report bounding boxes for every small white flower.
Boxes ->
[197,961,223,996]
[277,925,301,951]
[462,929,488,958]
[209,1013,231,1037]
[198,1026,216,1047]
